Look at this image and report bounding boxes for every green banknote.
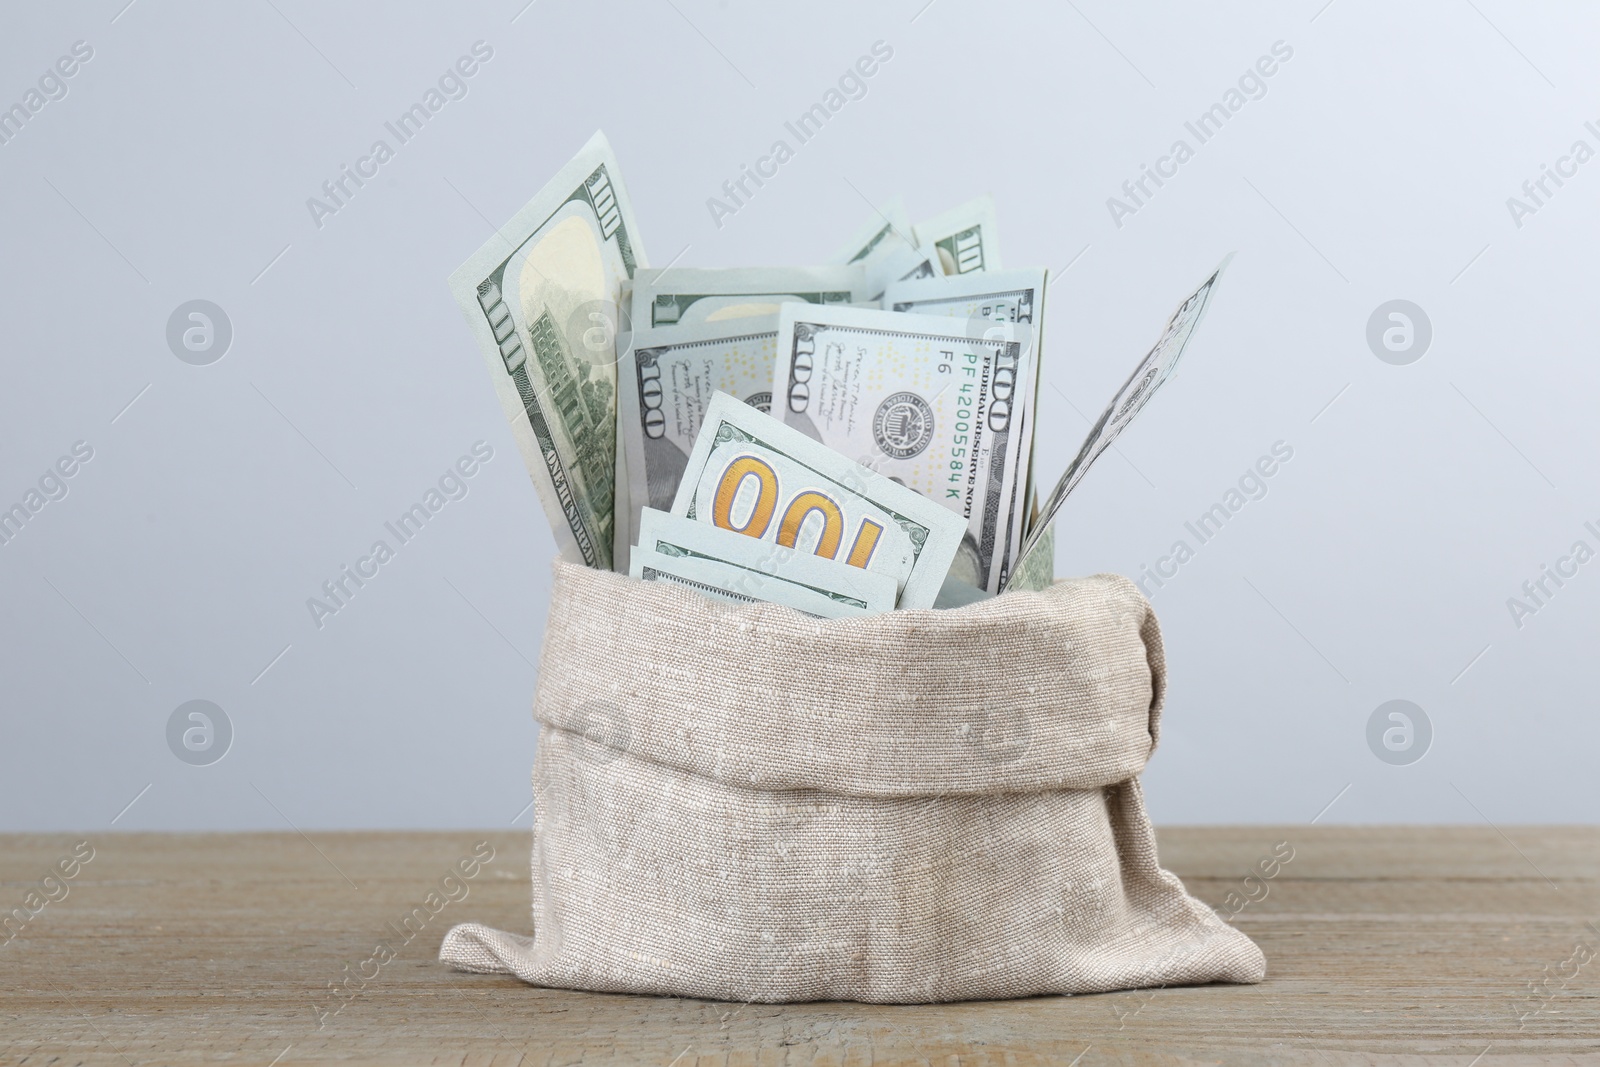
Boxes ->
[1010,256,1233,588]
[631,507,897,618]
[884,268,1048,584]
[447,130,647,569]
[772,303,1037,594]
[617,315,779,567]
[670,392,964,609]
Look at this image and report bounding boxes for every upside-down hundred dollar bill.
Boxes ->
[617,315,779,562]
[631,265,868,328]
[885,267,1049,577]
[670,392,963,609]
[1009,255,1234,587]
[447,130,646,570]
[631,508,897,617]
[828,194,944,301]
[913,194,1002,275]
[772,303,1036,594]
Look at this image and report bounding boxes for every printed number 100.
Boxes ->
[713,455,883,568]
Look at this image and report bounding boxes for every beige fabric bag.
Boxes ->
[440,561,1265,1003]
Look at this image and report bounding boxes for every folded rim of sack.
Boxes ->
[533,561,1167,798]
[439,561,1266,1003]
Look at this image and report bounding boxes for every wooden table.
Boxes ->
[3,828,1596,1065]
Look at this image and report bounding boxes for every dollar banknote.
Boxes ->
[885,267,1049,576]
[1002,490,1055,593]
[913,194,1002,275]
[631,266,868,328]
[829,194,945,300]
[671,392,963,609]
[631,508,897,618]
[447,130,646,570]
[1009,255,1234,587]
[1005,517,1055,592]
[772,303,1037,594]
[617,315,779,563]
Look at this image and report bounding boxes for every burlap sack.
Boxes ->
[440,560,1265,1003]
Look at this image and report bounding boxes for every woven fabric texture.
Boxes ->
[440,561,1265,1002]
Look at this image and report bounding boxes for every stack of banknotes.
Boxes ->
[449,131,1229,616]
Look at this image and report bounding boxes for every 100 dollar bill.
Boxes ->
[1010,255,1233,586]
[772,303,1036,594]
[670,392,963,609]
[631,265,868,328]
[631,508,896,617]
[618,315,779,560]
[885,267,1048,583]
[447,130,646,570]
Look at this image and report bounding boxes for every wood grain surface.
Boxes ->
[2,827,1596,1065]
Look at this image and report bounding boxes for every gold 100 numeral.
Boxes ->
[711,455,884,568]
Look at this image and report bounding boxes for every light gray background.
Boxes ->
[3,0,1594,831]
